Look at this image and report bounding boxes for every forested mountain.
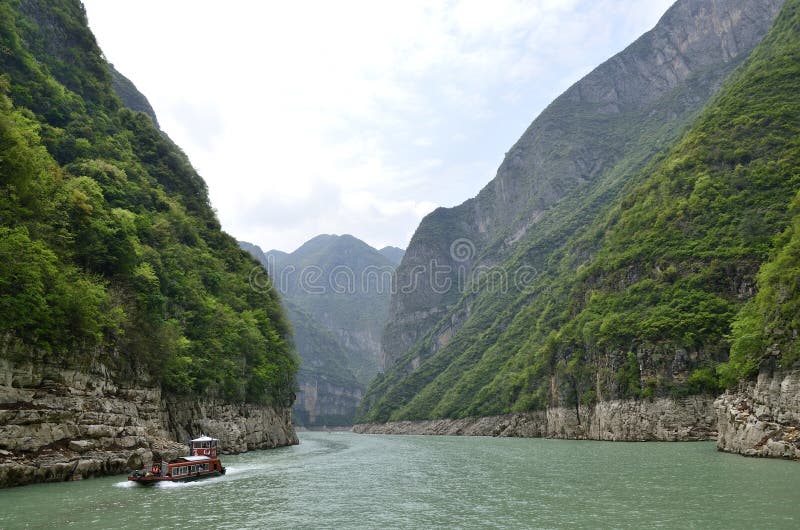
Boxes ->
[0,0,296,408]
[284,302,364,426]
[242,235,402,425]
[378,246,405,266]
[358,0,795,424]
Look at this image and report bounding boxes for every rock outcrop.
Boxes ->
[354,395,717,440]
[109,64,160,129]
[380,0,787,370]
[0,358,297,488]
[295,379,364,427]
[715,366,800,459]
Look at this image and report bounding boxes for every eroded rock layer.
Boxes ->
[716,367,800,459]
[0,359,297,488]
[355,395,716,441]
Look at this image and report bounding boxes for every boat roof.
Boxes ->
[177,455,212,462]
[190,435,218,442]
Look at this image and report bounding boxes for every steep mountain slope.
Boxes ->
[715,189,800,459]
[267,234,397,383]
[359,0,790,427]
[242,235,399,425]
[286,302,364,426]
[109,64,159,129]
[381,0,786,369]
[379,246,405,266]
[0,0,297,485]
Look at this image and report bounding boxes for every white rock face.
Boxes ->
[0,358,297,487]
[715,368,800,459]
[164,397,297,454]
[354,395,717,441]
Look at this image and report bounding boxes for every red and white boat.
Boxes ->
[128,435,226,485]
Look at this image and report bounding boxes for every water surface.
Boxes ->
[1,432,797,528]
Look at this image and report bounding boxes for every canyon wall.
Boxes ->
[295,379,363,427]
[716,366,800,459]
[380,0,787,370]
[354,395,716,441]
[0,358,297,488]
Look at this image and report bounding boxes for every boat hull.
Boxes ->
[127,469,225,486]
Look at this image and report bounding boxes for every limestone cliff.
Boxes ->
[355,396,715,440]
[381,0,786,368]
[361,0,793,437]
[296,379,364,427]
[0,0,299,489]
[716,364,800,459]
[265,235,397,384]
[0,358,297,488]
[288,302,365,426]
[109,64,160,129]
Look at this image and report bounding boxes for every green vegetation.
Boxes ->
[287,302,364,426]
[287,302,361,390]
[0,0,296,406]
[358,0,800,422]
[721,192,800,385]
[241,235,397,425]
[266,234,396,385]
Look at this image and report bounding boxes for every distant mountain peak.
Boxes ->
[378,246,405,265]
[239,233,403,426]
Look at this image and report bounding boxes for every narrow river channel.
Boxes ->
[1,432,798,528]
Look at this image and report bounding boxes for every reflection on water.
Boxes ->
[1,432,798,529]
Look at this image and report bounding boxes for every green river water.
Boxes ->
[0,432,798,529]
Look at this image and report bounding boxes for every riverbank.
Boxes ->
[356,368,800,461]
[0,358,298,488]
[715,366,800,459]
[295,426,353,432]
[354,396,717,441]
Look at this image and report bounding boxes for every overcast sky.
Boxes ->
[83,0,673,253]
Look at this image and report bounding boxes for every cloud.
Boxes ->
[83,0,673,252]
[166,101,223,151]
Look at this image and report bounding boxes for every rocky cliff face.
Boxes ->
[355,395,716,441]
[295,379,364,427]
[109,64,160,129]
[0,358,297,488]
[287,303,365,426]
[381,0,786,367]
[716,365,800,459]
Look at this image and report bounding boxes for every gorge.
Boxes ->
[1,0,800,503]
[357,0,800,462]
[240,235,402,427]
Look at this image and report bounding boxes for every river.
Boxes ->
[1,432,798,528]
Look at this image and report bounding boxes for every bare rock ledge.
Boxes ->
[715,367,800,460]
[354,396,717,441]
[0,358,297,488]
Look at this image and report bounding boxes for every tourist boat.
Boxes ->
[127,435,226,485]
